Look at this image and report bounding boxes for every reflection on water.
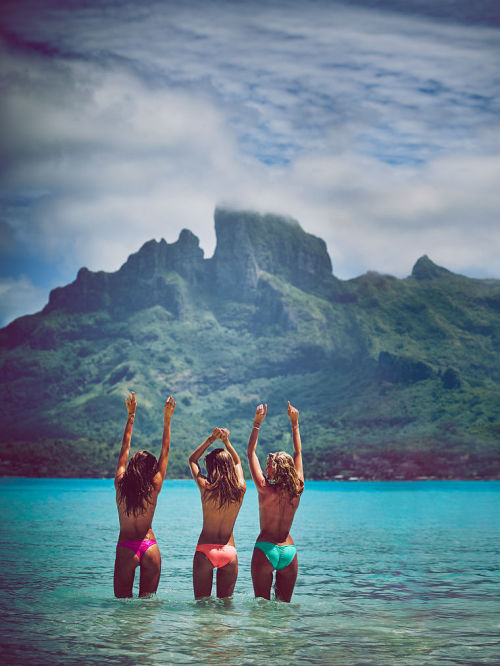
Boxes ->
[0,480,499,664]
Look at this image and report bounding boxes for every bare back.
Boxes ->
[189,430,247,547]
[256,483,301,544]
[198,487,245,545]
[115,474,162,541]
[247,402,303,602]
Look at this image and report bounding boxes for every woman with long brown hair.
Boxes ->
[247,401,304,602]
[114,392,176,597]
[189,427,246,599]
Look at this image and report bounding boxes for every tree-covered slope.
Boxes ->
[1,208,499,479]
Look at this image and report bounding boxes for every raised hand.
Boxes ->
[254,403,267,426]
[287,401,299,426]
[164,395,176,421]
[126,391,137,417]
[219,427,230,444]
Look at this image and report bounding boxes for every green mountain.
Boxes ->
[1,208,499,479]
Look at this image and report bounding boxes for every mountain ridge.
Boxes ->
[1,207,499,479]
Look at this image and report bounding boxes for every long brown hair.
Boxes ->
[267,451,304,498]
[117,450,158,516]
[204,448,244,509]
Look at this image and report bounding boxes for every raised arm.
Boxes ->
[188,428,219,489]
[157,395,176,485]
[219,428,246,488]
[287,401,304,482]
[115,392,136,487]
[247,403,267,489]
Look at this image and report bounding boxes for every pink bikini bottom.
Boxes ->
[195,543,237,568]
[117,539,157,561]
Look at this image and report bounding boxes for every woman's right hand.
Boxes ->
[164,395,176,421]
[254,403,267,426]
[287,400,299,426]
[125,391,137,417]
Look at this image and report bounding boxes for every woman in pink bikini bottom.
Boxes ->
[189,427,246,599]
[114,392,176,597]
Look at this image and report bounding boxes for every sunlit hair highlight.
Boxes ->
[118,450,158,516]
[267,451,304,498]
[204,448,244,509]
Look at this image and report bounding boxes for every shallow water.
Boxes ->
[0,479,499,664]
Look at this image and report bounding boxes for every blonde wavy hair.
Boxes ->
[204,448,245,509]
[267,451,304,498]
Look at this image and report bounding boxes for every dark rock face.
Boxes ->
[378,351,434,384]
[45,268,109,313]
[45,229,206,316]
[412,255,452,280]
[211,208,333,300]
[252,278,295,332]
[118,230,205,285]
[42,208,336,315]
[211,211,260,300]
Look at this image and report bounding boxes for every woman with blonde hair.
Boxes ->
[189,427,246,599]
[247,401,304,602]
[114,392,176,597]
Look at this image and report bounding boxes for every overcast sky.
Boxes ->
[1,0,499,325]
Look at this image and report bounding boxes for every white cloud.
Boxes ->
[0,276,48,326]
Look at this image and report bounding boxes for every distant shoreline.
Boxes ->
[1,475,499,482]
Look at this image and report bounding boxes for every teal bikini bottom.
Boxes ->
[254,541,297,571]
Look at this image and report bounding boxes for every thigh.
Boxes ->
[251,547,274,600]
[275,553,298,603]
[216,553,238,599]
[114,546,139,598]
[138,544,161,598]
[193,550,214,599]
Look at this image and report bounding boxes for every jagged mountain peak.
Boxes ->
[118,229,204,283]
[33,208,338,316]
[1,208,499,480]
[412,255,452,280]
[212,207,334,299]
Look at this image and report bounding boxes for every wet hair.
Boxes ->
[204,448,245,509]
[267,451,304,498]
[118,450,158,516]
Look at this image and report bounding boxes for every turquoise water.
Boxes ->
[0,479,499,664]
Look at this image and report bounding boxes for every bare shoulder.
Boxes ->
[196,475,211,491]
[152,472,164,493]
[256,481,275,496]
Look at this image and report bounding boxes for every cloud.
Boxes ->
[0,276,48,326]
[283,137,500,278]
[0,0,499,327]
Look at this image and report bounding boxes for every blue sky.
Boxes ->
[1,0,499,325]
